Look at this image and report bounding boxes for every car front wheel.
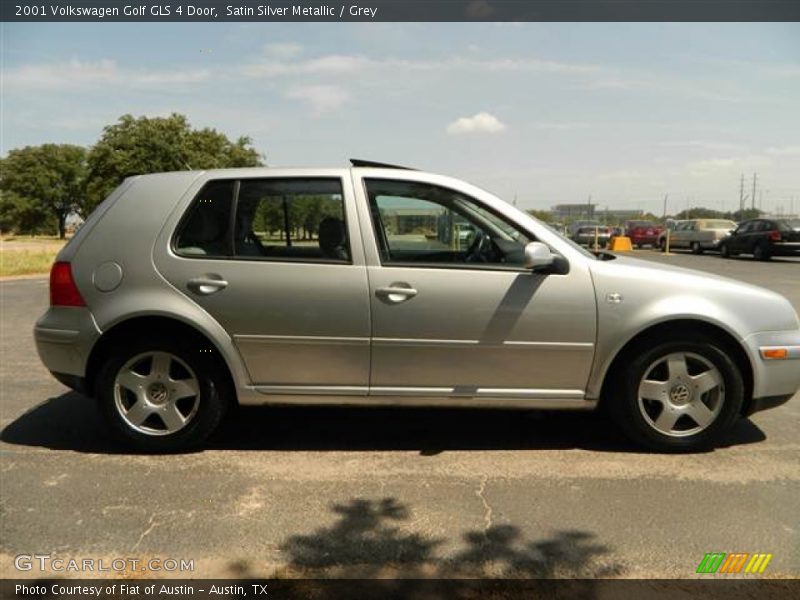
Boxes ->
[608,337,744,452]
[96,339,228,452]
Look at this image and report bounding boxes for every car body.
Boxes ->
[624,220,663,248]
[657,219,737,254]
[570,221,611,249]
[34,162,800,452]
[719,218,800,261]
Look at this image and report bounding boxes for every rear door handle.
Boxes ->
[376,285,418,303]
[187,276,228,295]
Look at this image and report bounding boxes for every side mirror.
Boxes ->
[524,241,555,270]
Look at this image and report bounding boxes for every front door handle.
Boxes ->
[187,276,228,295]
[376,285,418,303]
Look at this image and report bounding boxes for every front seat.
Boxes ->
[318,217,349,260]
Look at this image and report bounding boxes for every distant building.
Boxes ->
[551,204,645,223]
[552,204,595,220]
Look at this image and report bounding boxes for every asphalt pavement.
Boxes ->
[1,251,798,579]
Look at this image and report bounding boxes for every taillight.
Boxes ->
[768,230,781,242]
[50,262,85,307]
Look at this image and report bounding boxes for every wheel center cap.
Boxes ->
[669,383,692,405]
[147,382,169,404]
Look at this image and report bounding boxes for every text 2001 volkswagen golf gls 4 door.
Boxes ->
[35,162,800,452]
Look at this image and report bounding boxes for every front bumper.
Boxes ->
[33,307,101,380]
[743,330,800,412]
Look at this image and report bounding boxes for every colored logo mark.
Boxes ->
[696,552,772,574]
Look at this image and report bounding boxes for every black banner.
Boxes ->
[3,579,800,600]
[3,0,800,23]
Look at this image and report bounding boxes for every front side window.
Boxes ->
[364,179,532,267]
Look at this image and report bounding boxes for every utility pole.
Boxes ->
[739,173,745,213]
[751,172,757,211]
[662,193,668,221]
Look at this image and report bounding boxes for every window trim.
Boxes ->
[172,176,353,265]
[362,177,543,272]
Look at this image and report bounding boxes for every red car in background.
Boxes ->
[625,220,663,248]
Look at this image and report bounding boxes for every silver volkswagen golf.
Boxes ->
[34,161,800,452]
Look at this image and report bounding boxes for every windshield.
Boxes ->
[705,220,736,229]
[782,219,800,231]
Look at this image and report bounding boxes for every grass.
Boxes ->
[0,235,67,277]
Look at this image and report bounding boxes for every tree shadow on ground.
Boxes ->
[276,497,622,579]
[0,392,767,455]
[227,497,624,599]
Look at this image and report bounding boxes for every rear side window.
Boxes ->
[236,178,349,262]
[174,180,235,257]
[174,177,350,263]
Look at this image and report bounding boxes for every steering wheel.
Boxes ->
[465,230,491,263]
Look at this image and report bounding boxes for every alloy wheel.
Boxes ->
[113,351,200,436]
[637,352,725,437]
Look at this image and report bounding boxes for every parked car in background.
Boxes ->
[571,221,611,248]
[719,218,800,261]
[625,220,663,248]
[33,161,800,453]
[658,219,737,254]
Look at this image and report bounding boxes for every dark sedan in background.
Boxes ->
[719,218,800,261]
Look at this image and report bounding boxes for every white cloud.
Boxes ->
[446,112,507,135]
[765,145,800,157]
[4,58,209,90]
[686,154,774,176]
[286,85,349,115]
[241,54,599,79]
[243,55,370,78]
[659,140,746,152]
[263,42,303,59]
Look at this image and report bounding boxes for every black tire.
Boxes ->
[96,337,229,452]
[690,242,703,255]
[659,238,667,252]
[719,243,730,258]
[607,336,744,452]
[753,241,771,261]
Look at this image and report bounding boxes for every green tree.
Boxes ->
[85,113,263,212]
[674,207,724,220]
[526,209,552,222]
[0,144,87,238]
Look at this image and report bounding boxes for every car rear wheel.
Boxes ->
[719,243,731,258]
[96,339,228,452]
[690,242,703,255]
[608,337,744,452]
[753,241,771,261]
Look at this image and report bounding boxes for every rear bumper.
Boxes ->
[33,307,101,379]
[772,242,800,256]
[51,371,88,394]
[630,236,659,245]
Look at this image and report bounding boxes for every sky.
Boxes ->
[2,22,800,215]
